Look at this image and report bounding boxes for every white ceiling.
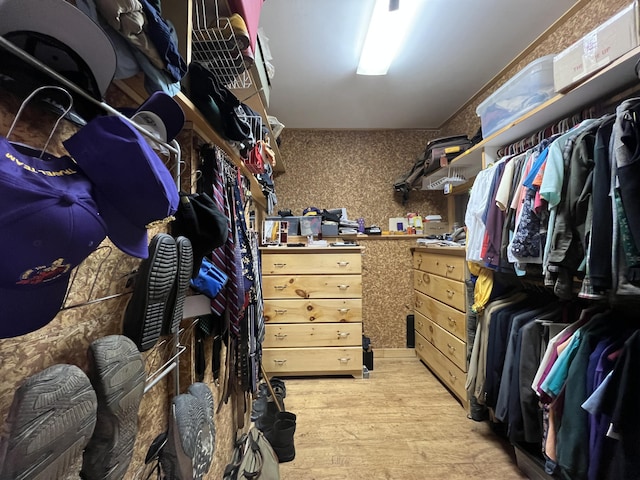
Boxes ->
[257,0,576,130]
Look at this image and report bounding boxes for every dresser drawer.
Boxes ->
[415,332,467,403]
[263,299,362,323]
[262,275,362,299]
[264,323,361,348]
[413,270,465,311]
[413,251,465,281]
[414,313,466,371]
[263,347,362,376]
[261,252,362,275]
[414,291,466,340]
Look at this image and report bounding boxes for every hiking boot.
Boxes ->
[123,233,178,351]
[81,335,146,480]
[0,364,97,480]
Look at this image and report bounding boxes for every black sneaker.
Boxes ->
[123,233,178,351]
[159,393,207,480]
[162,236,194,335]
[81,335,146,480]
[0,364,97,480]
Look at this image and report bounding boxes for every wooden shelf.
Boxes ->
[115,76,267,209]
[422,45,640,187]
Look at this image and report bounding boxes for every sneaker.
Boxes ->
[159,394,207,480]
[0,364,97,480]
[81,335,146,480]
[123,233,178,351]
[187,383,216,476]
[162,236,194,335]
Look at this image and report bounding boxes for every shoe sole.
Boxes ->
[160,394,207,480]
[123,233,177,351]
[162,236,193,335]
[0,364,97,480]
[187,383,216,475]
[81,335,146,480]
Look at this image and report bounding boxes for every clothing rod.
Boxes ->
[0,36,179,157]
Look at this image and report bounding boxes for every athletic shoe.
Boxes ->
[162,236,194,335]
[123,233,178,351]
[159,394,207,480]
[0,364,97,480]
[81,335,146,480]
[187,383,216,476]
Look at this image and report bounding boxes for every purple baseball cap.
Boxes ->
[63,115,180,259]
[0,136,107,338]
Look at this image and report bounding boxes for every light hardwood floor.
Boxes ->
[277,356,528,480]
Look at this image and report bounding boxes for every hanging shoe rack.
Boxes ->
[192,0,252,89]
[0,35,189,396]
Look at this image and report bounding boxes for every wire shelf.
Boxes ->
[192,1,252,89]
[422,168,467,190]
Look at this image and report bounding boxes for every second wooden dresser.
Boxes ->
[412,246,468,406]
[260,247,364,378]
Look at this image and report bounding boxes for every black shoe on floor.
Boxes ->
[162,236,194,335]
[123,233,178,351]
[0,364,97,480]
[81,335,146,480]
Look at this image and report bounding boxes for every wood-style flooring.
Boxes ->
[277,356,528,480]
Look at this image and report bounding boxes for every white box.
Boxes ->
[553,1,639,92]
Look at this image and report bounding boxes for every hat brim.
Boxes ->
[0,276,69,338]
[95,189,149,259]
[0,0,116,96]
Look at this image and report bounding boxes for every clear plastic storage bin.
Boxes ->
[476,55,556,138]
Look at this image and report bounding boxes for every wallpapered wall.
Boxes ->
[273,0,632,351]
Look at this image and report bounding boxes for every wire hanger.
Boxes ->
[6,85,73,158]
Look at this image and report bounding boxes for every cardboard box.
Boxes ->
[423,222,450,236]
[553,1,639,92]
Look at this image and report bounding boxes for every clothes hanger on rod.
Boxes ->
[0,35,182,188]
[6,85,73,158]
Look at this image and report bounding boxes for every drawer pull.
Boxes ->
[448,317,457,327]
[338,357,351,364]
[274,309,288,315]
[274,333,288,340]
[415,299,422,308]
[446,264,455,272]
[446,343,456,354]
[448,371,457,381]
[337,331,350,339]
[337,284,350,291]
[273,285,287,291]
[435,260,440,266]
[416,320,423,328]
[273,263,287,268]
[446,289,455,298]
[423,273,430,283]
[273,359,287,366]
[338,308,350,313]
[337,261,350,267]
[428,325,434,333]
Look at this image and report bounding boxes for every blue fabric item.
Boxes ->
[522,147,549,190]
[191,256,229,299]
[139,0,188,83]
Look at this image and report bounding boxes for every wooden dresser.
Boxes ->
[411,246,468,406]
[260,247,364,378]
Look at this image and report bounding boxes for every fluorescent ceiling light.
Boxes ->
[357,0,422,76]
